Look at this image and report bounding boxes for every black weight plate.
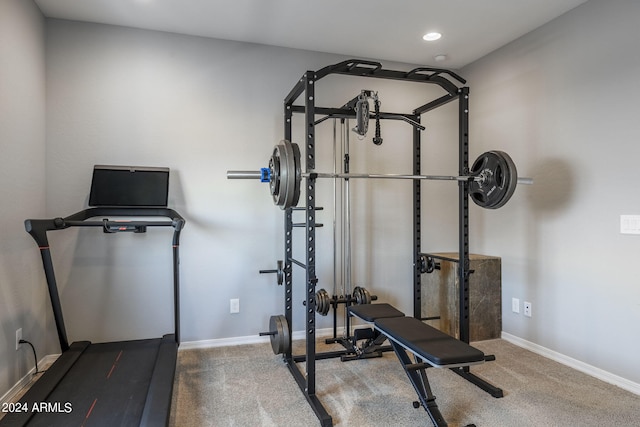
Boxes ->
[290,141,301,209]
[469,150,518,209]
[268,154,279,197]
[362,287,371,304]
[276,260,284,285]
[270,144,285,206]
[314,290,322,314]
[425,256,435,274]
[353,286,362,304]
[315,289,330,316]
[281,140,295,209]
[268,314,290,355]
[271,139,301,210]
[353,286,372,305]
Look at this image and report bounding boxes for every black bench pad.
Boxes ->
[374,316,486,367]
[348,303,405,322]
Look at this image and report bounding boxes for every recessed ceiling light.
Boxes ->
[434,54,447,62]
[422,32,442,42]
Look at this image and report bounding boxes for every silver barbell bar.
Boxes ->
[226,170,533,185]
[226,170,264,179]
[227,140,530,209]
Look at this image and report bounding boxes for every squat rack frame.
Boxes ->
[281,59,500,427]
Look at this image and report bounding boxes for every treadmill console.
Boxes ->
[88,165,170,207]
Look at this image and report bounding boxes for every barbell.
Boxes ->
[227,140,531,210]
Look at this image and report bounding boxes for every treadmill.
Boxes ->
[1,165,185,427]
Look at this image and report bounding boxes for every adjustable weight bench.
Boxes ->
[349,303,490,427]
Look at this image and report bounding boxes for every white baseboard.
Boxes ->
[501,332,640,396]
[179,327,344,350]
[0,355,59,406]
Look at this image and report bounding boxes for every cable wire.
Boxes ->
[19,339,42,375]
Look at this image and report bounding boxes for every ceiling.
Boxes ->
[34,0,588,69]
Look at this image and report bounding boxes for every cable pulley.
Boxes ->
[227,139,530,210]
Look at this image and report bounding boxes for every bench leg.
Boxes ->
[388,341,448,427]
[451,366,504,398]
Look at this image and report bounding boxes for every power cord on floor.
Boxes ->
[19,339,44,375]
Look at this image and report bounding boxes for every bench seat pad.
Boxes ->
[374,316,485,366]
[348,303,405,322]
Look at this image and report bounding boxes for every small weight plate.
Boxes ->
[353,286,362,305]
[315,289,330,316]
[353,286,372,305]
[361,287,371,305]
[276,260,284,285]
[268,314,290,355]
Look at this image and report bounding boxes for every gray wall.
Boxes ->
[0,0,47,398]
[43,20,452,345]
[463,0,640,385]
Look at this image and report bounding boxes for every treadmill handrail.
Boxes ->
[25,207,185,247]
[24,207,185,352]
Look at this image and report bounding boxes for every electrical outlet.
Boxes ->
[16,328,22,351]
[524,301,532,317]
[620,215,640,234]
[230,298,240,314]
[512,298,520,313]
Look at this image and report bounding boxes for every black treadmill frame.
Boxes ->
[281,59,501,426]
[5,207,185,427]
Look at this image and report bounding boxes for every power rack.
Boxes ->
[280,59,503,426]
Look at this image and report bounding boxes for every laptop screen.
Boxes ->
[88,165,170,207]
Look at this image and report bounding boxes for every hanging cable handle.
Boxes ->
[373,94,383,145]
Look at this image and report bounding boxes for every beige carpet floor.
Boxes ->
[169,338,640,427]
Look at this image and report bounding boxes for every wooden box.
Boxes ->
[421,252,502,341]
